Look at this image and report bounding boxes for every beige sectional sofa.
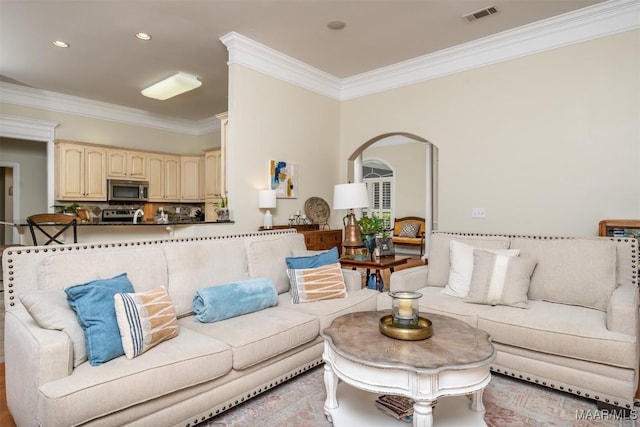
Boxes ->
[2,230,379,427]
[379,232,639,409]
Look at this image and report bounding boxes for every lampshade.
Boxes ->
[333,183,369,210]
[258,189,277,209]
[141,72,202,100]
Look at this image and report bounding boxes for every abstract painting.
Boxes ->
[270,160,297,199]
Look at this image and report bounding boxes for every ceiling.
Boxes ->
[0,0,605,122]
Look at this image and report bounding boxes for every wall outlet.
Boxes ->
[471,208,487,219]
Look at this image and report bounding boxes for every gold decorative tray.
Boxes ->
[379,315,433,341]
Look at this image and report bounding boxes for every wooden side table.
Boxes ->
[598,220,640,238]
[339,255,410,291]
[258,226,342,255]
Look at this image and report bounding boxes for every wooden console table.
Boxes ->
[259,225,342,255]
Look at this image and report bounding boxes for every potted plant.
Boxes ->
[215,192,229,221]
[358,214,385,259]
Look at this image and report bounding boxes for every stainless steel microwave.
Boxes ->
[107,179,149,203]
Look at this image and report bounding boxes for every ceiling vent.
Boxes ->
[463,6,498,22]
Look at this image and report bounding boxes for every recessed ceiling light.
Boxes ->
[136,32,152,40]
[327,20,346,30]
[52,40,69,48]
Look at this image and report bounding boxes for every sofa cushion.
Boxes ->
[65,273,135,366]
[287,263,347,304]
[247,234,307,294]
[180,306,318,370]
[38,327,232,427]
[280,288,379,330]
[192,278,277,323]
[114,286,179,359]
[465,250,538,309]
[510,238,617,311]
[427,233,511,287]
[478,300,637,368]
[21,288,88,368]
[442,240,519,298]
[163,239,250,317]
[38,247,167,293]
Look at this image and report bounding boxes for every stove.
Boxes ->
[101,208,138,222]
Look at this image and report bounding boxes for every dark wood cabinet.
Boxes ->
[301,229,342,255]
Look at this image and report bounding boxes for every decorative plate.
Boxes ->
[304,197,330,225]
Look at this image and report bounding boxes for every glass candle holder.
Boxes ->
[389,291,422,326]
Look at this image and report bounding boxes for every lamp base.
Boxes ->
[263,210,273,229]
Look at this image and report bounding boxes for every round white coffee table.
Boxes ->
[321,311,495,427]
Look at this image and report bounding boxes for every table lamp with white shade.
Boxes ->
[258,189,277,229]
[333,183,369,256]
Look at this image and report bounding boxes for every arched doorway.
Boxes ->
[347,133,438,255]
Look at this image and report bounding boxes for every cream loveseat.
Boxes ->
[379,232,639,410]
[3,230,379,427]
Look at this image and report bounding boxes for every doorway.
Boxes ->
[347,132,438,255]
[0,164,19,245]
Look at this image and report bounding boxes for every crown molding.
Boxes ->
[220,31,342,99]
[340,0,640,100]
[0,82,220,135]
[0,114,58,141]
[1,1,636,134]
[221,1,639,101]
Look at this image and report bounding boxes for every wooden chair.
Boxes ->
[27,213,78,245]
[391,216,426,256]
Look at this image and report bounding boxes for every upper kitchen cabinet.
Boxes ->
[106,149,148,180]
[55,140,107,201]
[180,156,203,202]
[148,154,181,202]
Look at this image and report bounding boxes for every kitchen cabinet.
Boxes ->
[148,154,180,202]
[55,141,107,201]
[180,156,203,202]
[106,149,148,180]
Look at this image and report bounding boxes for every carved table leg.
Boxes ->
[470,388,486,412]
[323,363,339,421]
[413,399,435,427]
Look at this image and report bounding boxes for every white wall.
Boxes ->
[340,30,640,236]
[226,65,341,233]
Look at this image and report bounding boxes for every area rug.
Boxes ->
[203,366,637,427]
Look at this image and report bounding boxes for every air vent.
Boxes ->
[463,5,498,22]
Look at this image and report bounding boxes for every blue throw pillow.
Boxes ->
[65,273,135,366]
[285,246,339,269]
[193,278,277,323]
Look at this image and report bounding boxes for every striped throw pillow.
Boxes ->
[465,250,537,309]
[114,286,179,359]
[287,263,347,304]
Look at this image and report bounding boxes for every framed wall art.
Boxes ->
[270,160,297,199]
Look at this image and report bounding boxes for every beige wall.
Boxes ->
[226,65,341,232]
[0,137,48,220]
[0,103,219,153]
[340,30,640,236]
[363,142,427,219]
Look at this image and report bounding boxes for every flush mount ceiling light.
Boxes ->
[327,20,346,30]
[141,72,202,100]
[135,32,152,40]
[52,40,69,48]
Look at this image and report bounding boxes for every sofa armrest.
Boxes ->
[607,283,639,335]
[389,265,429,292]
[4,308,73,426]
[342,268,362,292]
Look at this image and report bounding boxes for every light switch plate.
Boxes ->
[471,208,487,219]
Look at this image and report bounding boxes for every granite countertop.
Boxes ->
[17,220,231,226]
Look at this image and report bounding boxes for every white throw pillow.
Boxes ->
[441,240,520,298]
